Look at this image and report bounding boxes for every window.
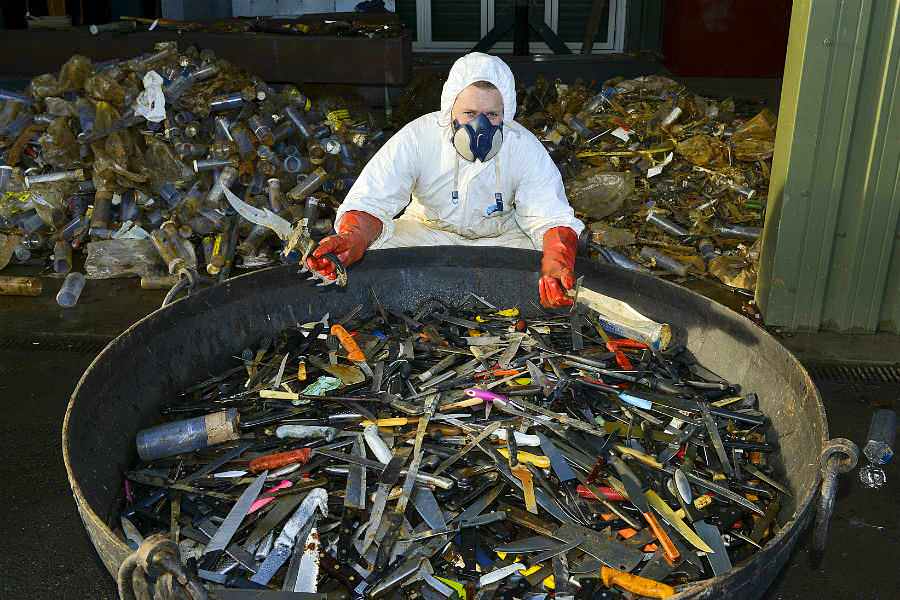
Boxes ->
[401,0,625,53]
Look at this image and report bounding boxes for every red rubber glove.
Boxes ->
[306,210,383,279]
[539,226,578,308]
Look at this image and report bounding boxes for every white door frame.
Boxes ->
[411,0,626,54]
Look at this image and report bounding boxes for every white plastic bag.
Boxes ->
[133,70,166,123]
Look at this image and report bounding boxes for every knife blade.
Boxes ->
[554,523,644,572]
[494,535,560,554]
[432,421,501,476]
[412,487,447,530]
[314,447,454,490]
[360,455,406,554]
[644,488,714,554]
[288,524,322,592]
[344,434,366,510]
[698,401,734,477]
[377,394,437,569]
[178,441,254,484]
[223,185,292,241]
[497,334,524,370]
[526,538,581,568]
[608,455,680,564]
[250,487,328,585]
[743,464,791,496]
[537,432,589,523]
[200,470,268,568]
[536,433,576,481]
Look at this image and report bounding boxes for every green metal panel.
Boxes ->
[557,0,607,43]
[757,0,900,334]
[624,0,663,53]
[397,0,417,41]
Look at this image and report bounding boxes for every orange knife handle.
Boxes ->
[608,338,649,350]
[249,448,312,473]
[615,351,634,371]
[600,566,675,599]
[643,511,681,564]
[330,324,365,362]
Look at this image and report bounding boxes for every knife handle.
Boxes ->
[248,448,311,473]
[643,511,681,564]
[576,484,626,502]
[439,397,484,411]
[331,324,366,362]
[497,448,550,469]
[600,566,675,599]
[361,417,411,427]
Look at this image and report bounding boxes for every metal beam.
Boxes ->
[757,0,900,333]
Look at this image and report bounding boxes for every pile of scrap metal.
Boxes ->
[516,74,773,294]
[1,46,772,307]
[0,43,387,302]
[121,291,787,598]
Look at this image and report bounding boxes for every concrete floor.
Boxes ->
[0,269,896,599]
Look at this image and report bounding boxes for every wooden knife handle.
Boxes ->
[248,448,311,473]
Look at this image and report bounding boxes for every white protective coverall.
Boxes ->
[334,52,584,250]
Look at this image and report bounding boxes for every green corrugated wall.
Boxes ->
[757,0,900,334]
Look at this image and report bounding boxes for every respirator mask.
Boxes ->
[451,113,503,162]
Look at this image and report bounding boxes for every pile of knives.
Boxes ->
[121,292,788,599]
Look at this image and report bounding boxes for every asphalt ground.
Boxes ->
[0,273,896,599]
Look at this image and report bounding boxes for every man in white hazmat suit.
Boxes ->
[307,52,585,308]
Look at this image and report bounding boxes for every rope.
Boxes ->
[116,534,208,600]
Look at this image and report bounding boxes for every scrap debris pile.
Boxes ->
[122,292,788,598]
[0,43,385,300]
[515,75,774,293]
[1,46,774,305]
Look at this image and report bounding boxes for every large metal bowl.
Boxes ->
[63,247,836,598]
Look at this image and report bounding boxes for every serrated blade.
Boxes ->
[223,186,292,240]
[251,544,292,585]
[291,525,322,592]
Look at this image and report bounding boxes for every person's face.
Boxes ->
[451,84,504,126]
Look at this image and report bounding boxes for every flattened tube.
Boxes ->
[136,408,240,461]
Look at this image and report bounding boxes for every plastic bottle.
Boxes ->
[53,239,73,274]
[56,272,86,307]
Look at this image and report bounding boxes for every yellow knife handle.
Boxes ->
[511,465,538,514]
[439,397,485,411]
[498,448,551,469]
[360,417,410,427]
[600,566,675,599]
